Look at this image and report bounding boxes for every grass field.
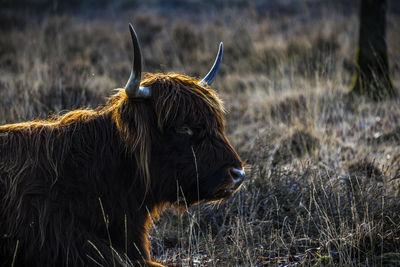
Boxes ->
[1,1,400,266]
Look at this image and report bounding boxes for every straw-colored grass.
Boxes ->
[1,4,399,266]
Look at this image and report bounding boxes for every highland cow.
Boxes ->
[0,25,245,266]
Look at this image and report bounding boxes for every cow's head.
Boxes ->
[120,24,244,205]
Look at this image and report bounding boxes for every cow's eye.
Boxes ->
[176,126,193,136]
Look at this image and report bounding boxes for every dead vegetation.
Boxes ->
[0,2,399,266]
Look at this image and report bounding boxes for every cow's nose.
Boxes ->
[230,167,245,188]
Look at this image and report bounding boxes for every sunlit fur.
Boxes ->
[0,73,242,266]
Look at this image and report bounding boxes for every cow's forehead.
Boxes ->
[145,73,223,109]
[140,73,225,131]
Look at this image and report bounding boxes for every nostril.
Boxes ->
[230,167,245,182]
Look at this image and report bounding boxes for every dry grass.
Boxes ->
[1,3,399,266]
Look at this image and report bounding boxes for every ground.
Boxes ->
[0,1,399,266]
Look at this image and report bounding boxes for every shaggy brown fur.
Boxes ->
[0,73,243,266]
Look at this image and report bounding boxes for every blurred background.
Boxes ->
[1,0,399,265]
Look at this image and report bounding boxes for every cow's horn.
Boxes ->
[125,24,150,98]
[200,42,223,87]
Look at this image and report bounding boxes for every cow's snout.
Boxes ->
[229,167,245,190]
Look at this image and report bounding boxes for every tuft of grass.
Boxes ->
[272,129,320,166]
[0,3,399,266]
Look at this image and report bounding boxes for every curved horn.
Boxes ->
[200,42,223,87]
[125,24,150,98]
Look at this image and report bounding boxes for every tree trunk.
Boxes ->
[350,0,397,100]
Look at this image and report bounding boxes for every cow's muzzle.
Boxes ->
[229,167,245,191]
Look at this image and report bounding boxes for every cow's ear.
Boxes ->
[125,24,151,98]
